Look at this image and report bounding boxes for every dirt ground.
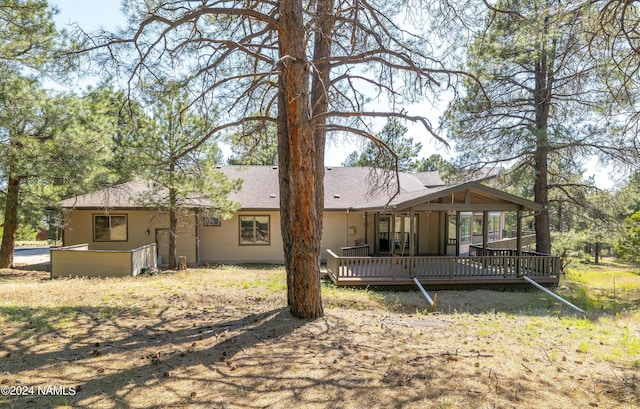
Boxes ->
[0,266,638,408]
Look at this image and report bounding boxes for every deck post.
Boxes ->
[482,211,489,270]
[409,209,415,277]
[437,212,442,255]
[390,212,396,255]
[516,209,522,276]
[391,254,396,279]
[409,209,415,257]
[374,213,379,254]
[456,211,461,256]
[364,212,369,252]
[503,255,509,278]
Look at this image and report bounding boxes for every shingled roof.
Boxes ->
[58,166,429,210]
[58,165,538,212]
[413,171,444,188]
[58,181,159,209]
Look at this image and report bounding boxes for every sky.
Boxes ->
[50,0,449,169]
[50,1,617,188]
[53,1,126,31]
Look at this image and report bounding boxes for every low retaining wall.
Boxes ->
[50,244,157,278]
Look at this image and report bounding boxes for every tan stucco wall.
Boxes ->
[321,211,368,259]
[419,212,443,255]
[197,210,369,264]
[198,211,284,263]
[63,210,197,263]
[63,208,372,265]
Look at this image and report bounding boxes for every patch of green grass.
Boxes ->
[0,306,84,336]
[561,285,599,310]
[561,263,640,314]
[321,281,387,310]
[548,314,640,365]
[567,265,640,288]
[99,306,116,319]
[1,307,54,333]
[237,273,287,293]
[559,271,640,315]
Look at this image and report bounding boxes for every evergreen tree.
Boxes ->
[342,119,422,172]
[227,120,278,165]
[0,0,58,69]
[0,0,62,267]
[443,0,634,253]
[615,211,640,264]
[0,70,117,267]
[132,80,241,269]
[83,0,454,318]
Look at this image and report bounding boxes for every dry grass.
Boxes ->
[0,264,638,409]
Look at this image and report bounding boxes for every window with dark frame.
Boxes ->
[239,215,270,245]
[93,214,128,242]
[202,215,221,226]
[460,213,472,243]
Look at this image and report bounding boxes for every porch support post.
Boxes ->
[390,211,396,255]
[374,213,379,254]
[482,211,489,256]
[456,211,461,256]
[409,209,415,257]
[364,212,369,254]
[516,209,522,276]
[516,209,523,255]
[437,211,442,255]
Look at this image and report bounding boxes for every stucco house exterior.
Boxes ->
[57,165,540,267]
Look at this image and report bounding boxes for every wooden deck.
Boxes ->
[326,250,560,287]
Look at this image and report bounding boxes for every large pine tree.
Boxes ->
[443,0,634,253]
[83,0,454,318]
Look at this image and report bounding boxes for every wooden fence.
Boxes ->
[51,243,157,278]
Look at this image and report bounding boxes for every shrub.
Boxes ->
[614,211,640,264]
[552,231,589,260]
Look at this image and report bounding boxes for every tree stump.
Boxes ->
[177,256,187,270]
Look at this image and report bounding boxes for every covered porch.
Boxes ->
[326,181,559,286]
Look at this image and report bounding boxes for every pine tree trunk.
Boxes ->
[0,176,21,268]
[310,0,334,248]
[533,147,551,254]
[277,0,324,319]
[533,54,552,255]
[168,185,178,270]
[169,208,177,269]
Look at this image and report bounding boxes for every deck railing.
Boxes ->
[326,249,560,284]
[341,244,370,257]
[469,234,537,255]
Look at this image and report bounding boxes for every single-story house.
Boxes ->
[56,166,559,285]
